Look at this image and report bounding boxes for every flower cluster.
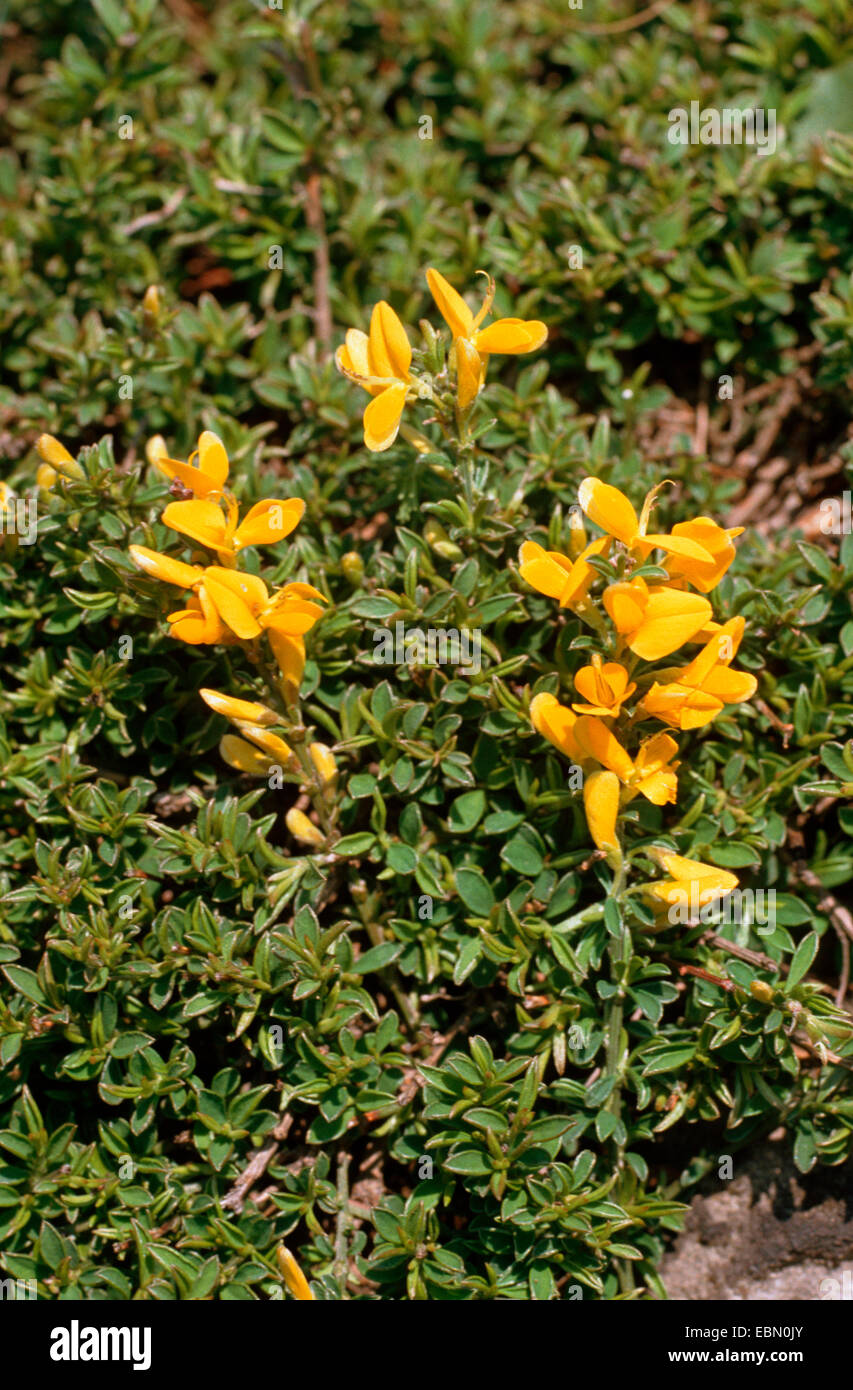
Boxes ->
[125,430,334,840]
[520,477,756,906]
[335,268,547,451]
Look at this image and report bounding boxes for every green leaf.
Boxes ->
[455,867,495,916]
[785,932,819,990]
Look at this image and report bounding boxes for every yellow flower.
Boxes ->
[625,731,680,806]
[167,586,230,645]
[518,537,610,610]
[220,726,294,775]
[152,429,230,499]
[640,618,757,730]
[35,434,85,489]
[641,848,739,913]
[276,1246,314,1301]
[603,576,712,660]
[336,302,415,451]
[572,655,636,717]
[574,718,679,805]
[286,807,325,847]
[578,477,715,567]
[162,493,305,563]
[530,692,584,763]
[270,631,307,704]
[128,545,204,590]
[583,770,621,863]
[664,517,745,593]
[201,568,326,643]
[199,688,278,727]
[309,742,338,787]
[426,268,547,407]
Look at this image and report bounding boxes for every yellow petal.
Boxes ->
[268,630,305,699]
[627,588,712,660]
[530,692,582,761]
[204,567,268,638]
[426,268,475,340]
[128,545,203,589]
[36,434,84,479]
[309,742,338,786]
[456,337,483,409]
[666,517,743,592]
[603,580,647,634]
[219,734,277,775]
[197,431,229,490]
[262,599,325,636]
[337,328,371,378]
[677,617,745,685]
[574,716,634,781]
[368,301,411,381]
[234,498,305,549]
[167,586,225,644]
[236,724,293,764]
[199,688,278,726]
[473,318,547,354]
[702,668,757,703]
[363,383,408,451]
[162,499,228,550]
[145,435,168,465]
[583,770,620,853]
[518,542,574,600]
[276,1246,315,1301]
[285,807,325,847]
[578,477,639,547]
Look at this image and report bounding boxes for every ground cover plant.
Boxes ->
[1,0,852,1302]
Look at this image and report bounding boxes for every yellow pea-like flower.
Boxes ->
[577,477,715,568]
[518,537,610,611]
[603,577,712,660]
[276,1246,314,1301]
[572,655,636,717]
[583,770,621,863]
[199,688,278,727]
[530,692,584,763]
[426,267,547,406]
[162,493,305,563]
[309,743,338,787]
[285,807,325,846]
[641,848,739,914]
[152,429,230,500]
[35,434,85,488]
[336,301,415,452]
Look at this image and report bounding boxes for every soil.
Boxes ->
[660,1136,853,1300]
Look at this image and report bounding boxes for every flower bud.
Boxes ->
[276,1246,314,1301]
[143,284,161,319]
[309,742,337,787]
[35,434,84,481]
[424,516,463,562]
[568,506,587,558]
[340,551,364,585]
[750,980,774,1004]
[145,435,168,466]
[285,807,325,847]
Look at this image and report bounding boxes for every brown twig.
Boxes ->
[220,1114,293,1213]
[576,0,673,35]
[120,187,187,237]
[304,172,332,354]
